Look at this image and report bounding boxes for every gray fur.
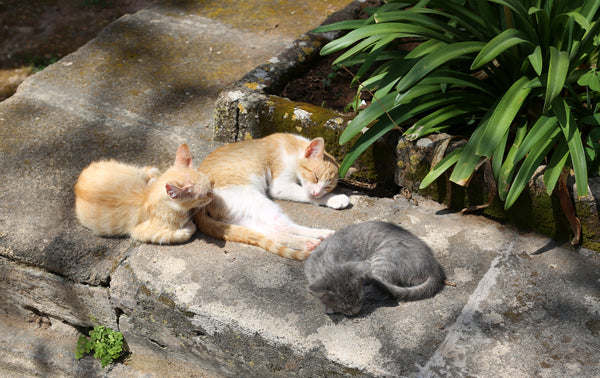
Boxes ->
[304,221,445,316]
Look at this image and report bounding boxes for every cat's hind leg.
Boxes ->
[216,187,327,251]
[131,219,196,244]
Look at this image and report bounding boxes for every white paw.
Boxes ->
[315,228,335,240]
[173,221,196,242]
[326,194,350,209]
[184,220,196,233]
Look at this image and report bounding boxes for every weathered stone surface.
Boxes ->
[576,177,600,252]
[0,67,32,101]
[0,257,116,329]
[2,0,600,376]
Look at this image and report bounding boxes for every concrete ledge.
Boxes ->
[1,0,600,376]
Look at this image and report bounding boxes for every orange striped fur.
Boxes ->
[195,133,350,260]
[75,144,213,244]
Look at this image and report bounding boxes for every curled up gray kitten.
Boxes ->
[304,221,446,316]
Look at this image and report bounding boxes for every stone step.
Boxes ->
[1,0,599,376]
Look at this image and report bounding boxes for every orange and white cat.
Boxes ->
[75,144,213,244]
[194,133,350,260]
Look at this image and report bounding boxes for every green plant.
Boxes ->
[315,0,600,210]
[323,64,340,87]
[75,319,125,368]
[31,56,59,72]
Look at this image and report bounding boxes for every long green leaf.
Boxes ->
[321,23,448,56]
[438,0,501,38]
[543,138,570,195]
[491,119,512,183]
[471,28,532,69]
[544,47,570,111]
[419,147,464,189]
[528,7,550,52]
[513,115,558,162]
[339,92,398,145]
[405,102,487,140]
[352,34,401,80]
[490,0,529,18]
[569,11,600,65]
[449,117,489,186]
[339,117,398,177]
[504,130,559,209]
[334,34,399,64]
[312,19,369,34]
[341,89,481,173]
[374,9,470,40]
[340,85,451,145]
[528,46,543,76]
[359,40,448,95]
[421,70,497,96]
[396,42,486,92]
[474,76,532,158]
[581,0,600,21]
[552,97,588,197]
[497,120,528,200]
[491,0,538,41]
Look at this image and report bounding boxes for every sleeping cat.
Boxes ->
[75,144,213,244]
[304,221,446,315]
[194,133,350,260]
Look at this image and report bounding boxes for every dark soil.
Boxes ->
[280,53,370,114]
[0,0,154,100]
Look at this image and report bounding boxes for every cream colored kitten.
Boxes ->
[195,133,350,260]
[75,144,213,244]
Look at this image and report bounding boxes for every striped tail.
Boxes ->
[194,211,310,261]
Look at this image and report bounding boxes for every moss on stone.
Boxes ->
[575,200,600,251]
[252,95,381,184]
[244,82,260,90]
[158,293,176,310]
[140,285,151,297]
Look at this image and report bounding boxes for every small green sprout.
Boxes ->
[75,318,125,368]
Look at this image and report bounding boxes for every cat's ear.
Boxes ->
[166,183,186,199]
[175,143,193,168]
[304,137,325,159]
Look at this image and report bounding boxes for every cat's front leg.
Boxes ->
[131,220,196,244]
[170,220,197,243]
[312,192,351,210]
[269,180,313,204]
[270,180,350,209]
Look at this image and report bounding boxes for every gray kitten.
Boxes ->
[304,221,445,316]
